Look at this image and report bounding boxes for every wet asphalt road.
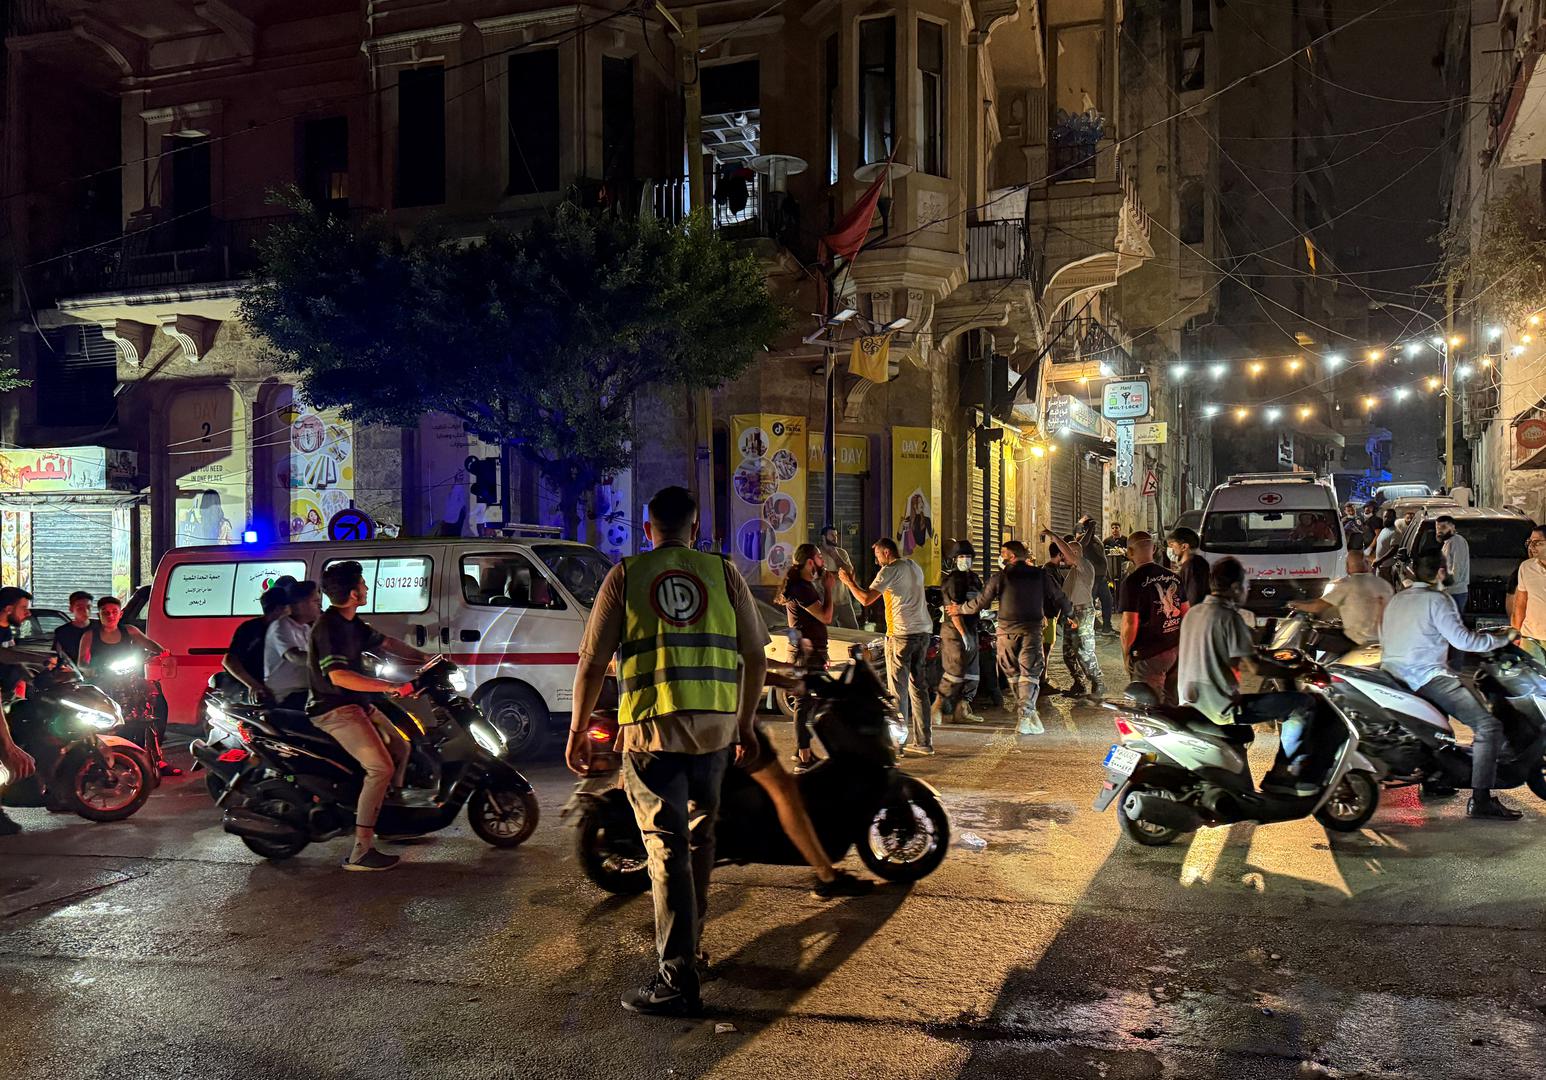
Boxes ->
[3,636,1546,1080]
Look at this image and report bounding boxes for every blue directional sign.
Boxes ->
[327,507,377,542]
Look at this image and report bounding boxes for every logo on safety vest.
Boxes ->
[650,570,707,626]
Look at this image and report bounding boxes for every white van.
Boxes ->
[146,533,613,757]
[1197,472,1346,620]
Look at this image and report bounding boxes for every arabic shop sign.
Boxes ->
[0,447,138,493]
[1044,395,1104,439]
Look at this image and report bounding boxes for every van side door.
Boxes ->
[451,549,577,703]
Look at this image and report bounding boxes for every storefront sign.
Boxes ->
[1277,430,1294,468]
[1517,417,1546,453]
[1102,379,1150,420]
[1115,421,1135,487]
[1132,422,1168,446]
[0,446,138,493]
[1044,395,1103,439]
[806,433,870,475]
[892,427,942,582]
[730,414,806,586]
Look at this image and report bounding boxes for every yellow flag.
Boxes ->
[849,332,893,382]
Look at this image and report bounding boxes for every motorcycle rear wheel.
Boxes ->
[240,783,311,861]
[1115,783,1184,847]
[1314,770,1380,832]
[467,786,540,848]
[858,789,950,881]
[574,804,650,894]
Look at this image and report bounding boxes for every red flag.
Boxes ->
[819,165,889,267]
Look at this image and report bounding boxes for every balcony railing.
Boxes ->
[965,219,1042,294]
[1047,314,1138,377]
[41,212,330,299]
[638,176,792,242]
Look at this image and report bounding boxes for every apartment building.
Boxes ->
[1,0,1200,600]
[1443,0,1546,517]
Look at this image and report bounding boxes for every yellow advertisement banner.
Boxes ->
[892,426,942,583]
[730,414,807,586]
[806,433,870,475]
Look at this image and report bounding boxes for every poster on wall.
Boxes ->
[730,414,806,586]
[892,426,942,583]
[595,468,634,561]
[418,413,472,535]
[172,385,247,546]
[285,396,355,542]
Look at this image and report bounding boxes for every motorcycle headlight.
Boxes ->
[62,695,119,729]
[448,669,468,694]
[469,719,506,757]
[109,656,140,675]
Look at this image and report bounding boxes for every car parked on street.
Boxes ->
[1388,505,1535,625]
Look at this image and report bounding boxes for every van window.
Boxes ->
[532,545,613,607]
[461,553,565,610]
[1413,519,1534,561]
[164,560,308,617]
[1202,510,1340,555]
[322,556,432,614]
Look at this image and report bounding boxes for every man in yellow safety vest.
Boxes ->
[566,486,769,1017]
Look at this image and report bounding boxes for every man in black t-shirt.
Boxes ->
[1117,532,1184,704]
[1167,527,1210,612]
[222,578,295,702]
[52,591,95,664]
[307,560,426,872]
[779,545,835,769]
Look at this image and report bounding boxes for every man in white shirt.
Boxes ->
[1435,515,1471,616]
[838,538,934,754]
[1511,526,1546,656]
[1288,548,1393,646]
[1381,550,1519,820]
[264,579,323,709]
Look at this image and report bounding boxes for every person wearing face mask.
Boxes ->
[934,541,986,726]
[1167,527,1209,613]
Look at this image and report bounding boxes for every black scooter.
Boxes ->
[566,648,951,893]
[191,655,539,860]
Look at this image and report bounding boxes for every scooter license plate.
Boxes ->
[1103,745,1141,777]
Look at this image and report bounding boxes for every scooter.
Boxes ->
[1322,640,1546,799]
[565,647,951,893]
[191,655,540,860]
[1,648,155,822]
[1093,657,1383,846]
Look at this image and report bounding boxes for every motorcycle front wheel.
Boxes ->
[65,745,152,823]
[1314,770,1380,832]
[574,803,650,894]
[858,789,950,881]
[467,785,540,848]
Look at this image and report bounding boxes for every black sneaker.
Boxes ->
[621,973,702,1016]
[0,811,20,837]
[1059,684,1089,698]
[1420,779,1459,798]
[1467,795,1524,821]
[342,848,401,871]
[811,869,875,900]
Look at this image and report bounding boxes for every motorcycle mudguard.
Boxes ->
[888,772,942,800]
[561,776,621,820]
[472,756,535,795]
[95,734,154,774]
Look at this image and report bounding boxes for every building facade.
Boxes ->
[3,0,1215,603]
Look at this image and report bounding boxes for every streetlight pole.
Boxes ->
[1444,279,1456,490]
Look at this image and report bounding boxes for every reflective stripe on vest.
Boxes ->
[617,546,740,725]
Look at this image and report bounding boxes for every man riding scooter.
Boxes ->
[1380,550,1521,819]
[1177,558,1322,793]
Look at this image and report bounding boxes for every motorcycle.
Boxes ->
[1322,640,1546,799]
[0,648,155,822]
[566,647,952,893]
[1093,658,1383,846]
[191,655,540,860]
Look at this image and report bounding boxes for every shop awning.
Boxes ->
[0,491,147,512]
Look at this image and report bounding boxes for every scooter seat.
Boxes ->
[1328,664,1408,691]
[1156,706,1255,744]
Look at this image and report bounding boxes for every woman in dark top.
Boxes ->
[80,596,176,775]
[774,543,836,769]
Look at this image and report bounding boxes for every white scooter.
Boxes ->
[1093,654,1383,846]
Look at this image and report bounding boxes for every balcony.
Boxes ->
[41,212,334,301]
[1045,314,1139,384]
[638,175,797,246]
[1490,37,1546,166]
[965,219,1043,295]
[1032,144,1154,320]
